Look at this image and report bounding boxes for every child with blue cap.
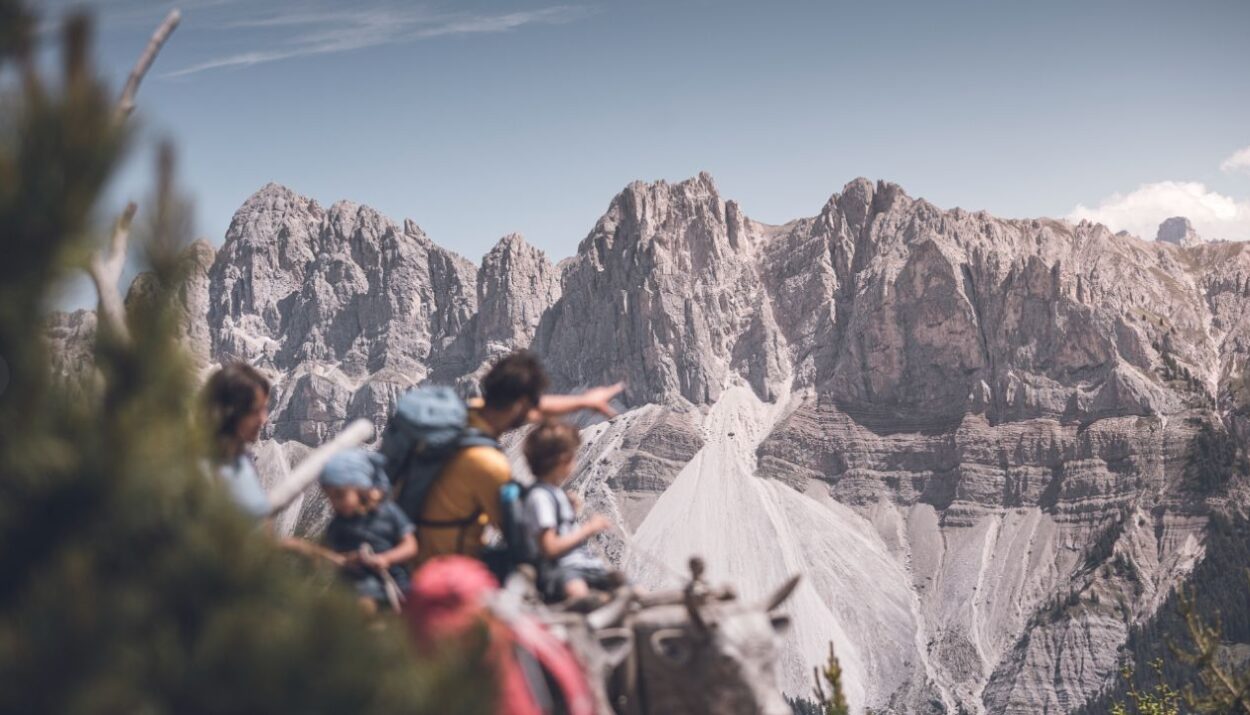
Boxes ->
[312,449,418,612]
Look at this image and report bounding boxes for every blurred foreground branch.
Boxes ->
[87,201,136,340]
[88,9,179,340]
[114,9,180,122]
[0,3,489,712]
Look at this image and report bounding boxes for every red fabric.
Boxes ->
[406,557,596,715]
[407,555,500,643]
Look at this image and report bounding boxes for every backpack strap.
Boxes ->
[417,513,482,527]
[458,427,501,451]
[414,427,505,555]
[530,483,571,533]
[418,510,484,556]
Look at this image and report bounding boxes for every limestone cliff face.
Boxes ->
[1157,216,1203,248]
[762,180,1209,423]
[537,172,789,404]
[47,176,1250,714]
[125,238,217,368]
[433,233,562,387]
[740,180,1224,710]
[46,308,97,392]
[203,184,480,439]
[476,233,560,364]
[207,182,323,368]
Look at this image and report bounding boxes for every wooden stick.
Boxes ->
[115,9,181,123]
[280,537,346,566]
[267,419,375,516]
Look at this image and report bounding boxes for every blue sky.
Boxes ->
[39,0,1250,306]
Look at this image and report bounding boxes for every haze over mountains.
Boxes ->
[50,173,1250,713]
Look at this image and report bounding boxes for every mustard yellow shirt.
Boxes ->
[416,407,510,561]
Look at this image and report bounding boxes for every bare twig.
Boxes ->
[88,9,180,339]
[114,9,181,123]
[88,202,137,340]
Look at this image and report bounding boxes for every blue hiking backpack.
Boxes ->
[497,481,538,561]
[486,479,546,584]
[380,386,500,536]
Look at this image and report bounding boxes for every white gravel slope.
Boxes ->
[627,386,918,711]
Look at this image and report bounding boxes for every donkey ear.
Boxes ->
[762,574,801,612]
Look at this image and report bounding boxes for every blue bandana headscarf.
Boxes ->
[320,449,390,491]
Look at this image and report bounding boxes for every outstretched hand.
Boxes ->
[535,382,626,422]
[585,513,613,535]
[582,382,624,418]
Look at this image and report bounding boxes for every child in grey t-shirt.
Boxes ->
[522,419,614,602]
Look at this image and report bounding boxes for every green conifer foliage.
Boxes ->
[804,642,851,715]
[0,4,489,713]
[1110,660,1182,715]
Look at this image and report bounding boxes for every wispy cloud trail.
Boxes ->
[162,4,591,78]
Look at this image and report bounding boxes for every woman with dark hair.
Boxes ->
[201,361,272,520]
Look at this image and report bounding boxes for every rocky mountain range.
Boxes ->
[49,174,1250,713]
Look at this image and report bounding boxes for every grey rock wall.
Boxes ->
[45,174,1250,714]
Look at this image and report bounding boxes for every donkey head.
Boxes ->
[632,573,800,715]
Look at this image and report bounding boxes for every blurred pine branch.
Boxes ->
[0,3,491,712]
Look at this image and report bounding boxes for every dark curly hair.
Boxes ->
[201,361,270,460]
[481,350,549,410]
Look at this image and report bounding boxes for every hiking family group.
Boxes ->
[203,350,627,613]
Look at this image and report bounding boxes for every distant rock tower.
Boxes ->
[1156,216,1202,247]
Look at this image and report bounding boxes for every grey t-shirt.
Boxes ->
[215,454,271,520]
[523,485,602,571]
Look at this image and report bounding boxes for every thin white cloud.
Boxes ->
[39,0,245,30]
[1221,146,1250,174]
[414,7,585,37]
[223,12,369,30]
[1068,181,1250,242]
[164,49,315,76]
[164,5,591,78]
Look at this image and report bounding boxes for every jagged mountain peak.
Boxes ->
[221,183,324,264]
[325,197,365,216]
[235,181,318,215]
[576,171,759,266]
[488,231,535,256]
[838,176,877,203]
[471,232,560,374]
[1157,215,1202,247]
[480,232,553,278]
[249,180,299,198]
[679,169,719,196]
[811,177,915,236]
[621,169,719,197]
[322,198,405,250]
[400,218,434,244]
[185,238,216,266]
[230,183,444,258]
[611,171,724,221]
